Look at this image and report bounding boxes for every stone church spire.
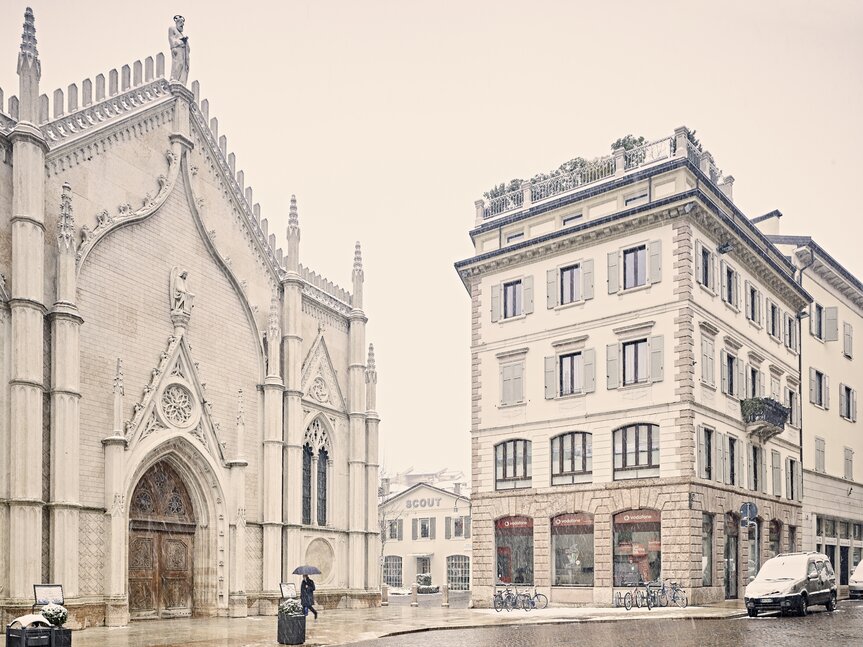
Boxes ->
[352,241,364,310]
[17,7,41,122]
[285,194,300,273]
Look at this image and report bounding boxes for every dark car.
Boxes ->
[744,552,837,617]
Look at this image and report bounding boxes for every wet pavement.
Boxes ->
[352,600,863,647]
[52,593,750,646]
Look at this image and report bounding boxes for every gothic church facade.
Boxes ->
[0,9,381,627]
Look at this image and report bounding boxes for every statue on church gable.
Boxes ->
[169,267,195,326]
[169,15,190,84]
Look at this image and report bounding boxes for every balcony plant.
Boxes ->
[277,598,306,645]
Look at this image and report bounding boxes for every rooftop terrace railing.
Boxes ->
[478,128,710,221]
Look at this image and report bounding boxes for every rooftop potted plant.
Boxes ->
[277,598,306,645]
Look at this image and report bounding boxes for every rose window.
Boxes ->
[162,384,193,425]
[167,491,185,516]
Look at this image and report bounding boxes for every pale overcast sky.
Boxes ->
[2,1,861,478]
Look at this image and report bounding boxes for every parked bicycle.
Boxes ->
[492,584,519,612]
[633,581,653,609]
[612,590,633,610]
[666,580,687,608]
[519,586,549,610]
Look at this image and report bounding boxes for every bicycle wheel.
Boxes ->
[634,590,644,608]
[504,593,516,611]
[493,594,503,612]
[645,589,653,610]
[624,592,633,611]
[521,596,533,611]
[674,591,688,609]
[533,593,548,609]
[658,591,669,607]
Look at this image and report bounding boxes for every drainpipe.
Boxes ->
[796,248,816,505]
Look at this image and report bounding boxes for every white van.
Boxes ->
[850,561,863,599]
[744,552,837,617]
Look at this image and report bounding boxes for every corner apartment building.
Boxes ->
[762,230,863,591]
[455,129,810,606]
[379,483,471,592]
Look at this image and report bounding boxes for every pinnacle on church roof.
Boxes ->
[353,241,363,273]
[289,194,299,229]
[367,343,376,369]
[20,7,38,58]
[57,182,75,251]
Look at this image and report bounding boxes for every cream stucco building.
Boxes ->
[379,483,471,593]
[762,230,863,593]
[0,9,380,627]
[455,129,810,606]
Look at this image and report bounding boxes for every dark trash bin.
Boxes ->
[5,626,71,647]
[277,613,306,645]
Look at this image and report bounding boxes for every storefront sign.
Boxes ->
[405,497,442,509]
[614,509,661,524]
[496,516,533,530]
[552,513,593,528]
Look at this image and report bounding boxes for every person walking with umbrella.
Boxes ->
[300,574,318,620]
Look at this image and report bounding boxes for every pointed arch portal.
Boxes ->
[128,460,196,619]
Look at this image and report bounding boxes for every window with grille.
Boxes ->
[383,556,403,588]
[446,555,470,591]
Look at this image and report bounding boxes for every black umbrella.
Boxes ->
[292,565,322,575]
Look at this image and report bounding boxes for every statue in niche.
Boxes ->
[169,15,190,84]
[170,267,195,316]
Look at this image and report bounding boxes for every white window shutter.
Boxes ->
[810,304,816,335]
[721,349,728,394]
[735,272,741,307]
[783,314,789,346]
[707,339,715,386]
[445,517,452,539]
[501,365,511,405]
[513,362,524,403]
[523,276,534,314]
[736,440,745,487]
[745,364,752,398]
[547,269,557,309]
[737,360,745,400]
[697,427,705,478]
[809,367,817,403]
[583,348,596,393]
[544,356,556,400]
[649,335,664,382]
[491,284,500,323]
[785,458,792,500]
[745,280,752,316]
[649,240,662,284]
[714,432,723,483]
[748,444,755,491]
[825,307,838,341]
[724,435,731,485]
[720,260,728,299]
[758,371,765,398]
[695,240,703,285]
[607,251,619,294]
[795,462,802,501]
[841,384,848,417]
[583,259,595,300]
[606,343,620,389]
[824,374,830,409]
[701,338,709,383]
[844,322,853,358]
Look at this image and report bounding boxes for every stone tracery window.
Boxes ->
[162,384,193,425]
[301,418,332,527]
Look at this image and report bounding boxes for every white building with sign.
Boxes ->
[379,483,471,592]
[455,129,810,606]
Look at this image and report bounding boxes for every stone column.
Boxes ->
[365,345,381,592]
[103,360,129,626]
[281,196,303,587]
[228,390,248,617]
[347,243,368,591]
[49,183,83,600]
[262,296,284,599]
[8,7,48,600]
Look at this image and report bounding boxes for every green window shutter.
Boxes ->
[583,259,595,300]
[544,356,556,400]
[697,426,705,478]
[607,251,619,294]
[737,360,745,400]
[649,335,664,383]
[583,348,596,393]
[648,240,662,284]
[464,516,471,538]
[445,517,452,539]
[491,284,500,323]
[429,517,436,540]
[523,276,534,314]
[412,518,418,540]
[695,240,703,285]
[825,307,838,341]
[547,268,557,309]
[606,343,620,389]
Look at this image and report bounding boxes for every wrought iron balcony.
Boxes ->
[740,397,789,442]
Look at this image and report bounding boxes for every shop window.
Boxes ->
[446,555,470,591]
[747,520,762,584]
[496,516,534,584]
[702,514,713,586]
[551,513,594,587]
[383,556,402,588]
[788,525,797,552]
[613,509,661,586]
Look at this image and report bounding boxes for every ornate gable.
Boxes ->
[300,333,346,413]
[124,333,226,463]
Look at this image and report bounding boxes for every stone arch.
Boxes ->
[124,436,229,618]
